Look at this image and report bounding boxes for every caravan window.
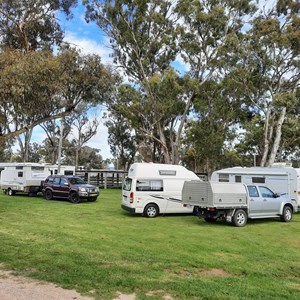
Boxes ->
[18,172,23,177]
[219,174,229,182]
[136,180,163,191]
[235,176,241,183]
[31,166,44,171]
[252,177,265,184]
[16,166,23,170]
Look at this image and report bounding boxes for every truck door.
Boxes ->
[258,186,282,214]
[247,185,263,216]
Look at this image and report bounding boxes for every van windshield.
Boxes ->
[123,177,132,191]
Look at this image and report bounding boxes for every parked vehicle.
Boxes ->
[181,181,298,227]
[121,163,201,217]
[42,175,99,203]
[211,165,300,206]
[0,163,51,196]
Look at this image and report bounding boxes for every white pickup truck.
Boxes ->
[182,181,298,227]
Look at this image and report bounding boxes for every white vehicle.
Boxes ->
[182,181,298,227]
[211,166,300,206]
[121,163,201,217]
[0,163,51,196]
[47,164,75,176]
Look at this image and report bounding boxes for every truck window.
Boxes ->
[123,178,132,191]
[258,186,274,198]
[136,180,163,191]
[248,186,259,197]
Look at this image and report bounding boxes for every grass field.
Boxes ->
[0,189,300,300]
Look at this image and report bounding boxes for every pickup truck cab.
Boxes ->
[182,181,298,227]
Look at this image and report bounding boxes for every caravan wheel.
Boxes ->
[143,204,159,218]
[7,188,15,196]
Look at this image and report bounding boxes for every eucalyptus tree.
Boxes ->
[84,0,182,163]
[68,103,100,169]
[84,0,258,164]
[236,1,300,166]
[0,0,78,52]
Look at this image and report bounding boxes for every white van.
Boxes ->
[121,163,201,217]
[211,165,300,206]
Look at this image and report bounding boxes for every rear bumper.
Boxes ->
[121,204,136,213]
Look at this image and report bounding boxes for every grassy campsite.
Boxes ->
[0,189,299,300]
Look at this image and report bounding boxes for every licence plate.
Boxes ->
[90,194,97,197]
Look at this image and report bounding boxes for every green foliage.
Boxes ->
[0,0,78,52]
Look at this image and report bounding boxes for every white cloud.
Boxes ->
[64,31,113,65]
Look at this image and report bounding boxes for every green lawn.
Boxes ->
[0,189,299,300]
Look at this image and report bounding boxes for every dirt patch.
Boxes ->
[0,269,93,300]
[198,268,234,277]
[146,290,174,299]
[166,267,238,278]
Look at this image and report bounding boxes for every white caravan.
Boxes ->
[47,164,75,176]
[121,163,201,217]
[211,166,300,206]
[0,163,51,196]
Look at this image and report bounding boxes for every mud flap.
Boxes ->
[225,209,236,223]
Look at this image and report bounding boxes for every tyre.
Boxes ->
[87,197,97,202]
[69,192,80,204]
[280,206,293,222]
[7,188,15,196]
[45,190,53,200]
[143,204,159,218]
[232,209,247,227]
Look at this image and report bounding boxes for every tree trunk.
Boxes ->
[266,107,286,167]
[260,108,273,167]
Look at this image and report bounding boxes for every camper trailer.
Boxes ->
[121,163,201,217]
[211,166,300,206]
[47,165,75,176]
[0,163,51,196]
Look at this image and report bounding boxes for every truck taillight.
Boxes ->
[130,192,134,204]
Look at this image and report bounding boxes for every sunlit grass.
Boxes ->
[0,189,300,299]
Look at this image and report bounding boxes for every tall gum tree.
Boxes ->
[84,0,257,164]
[238,1,300,166]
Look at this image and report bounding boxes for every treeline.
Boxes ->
[0,1,299,173]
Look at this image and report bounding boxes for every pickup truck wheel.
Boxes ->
[69,192,80,204]
[7,188,15,196]
[45,190,53,200]
[280,206,292,222]
[143,204,159,218]
[232,209,247,227]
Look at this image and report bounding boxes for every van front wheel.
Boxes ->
[143,204,159,218]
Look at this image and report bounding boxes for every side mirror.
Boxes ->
[274,193,280,198]
[64,182,69,186]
